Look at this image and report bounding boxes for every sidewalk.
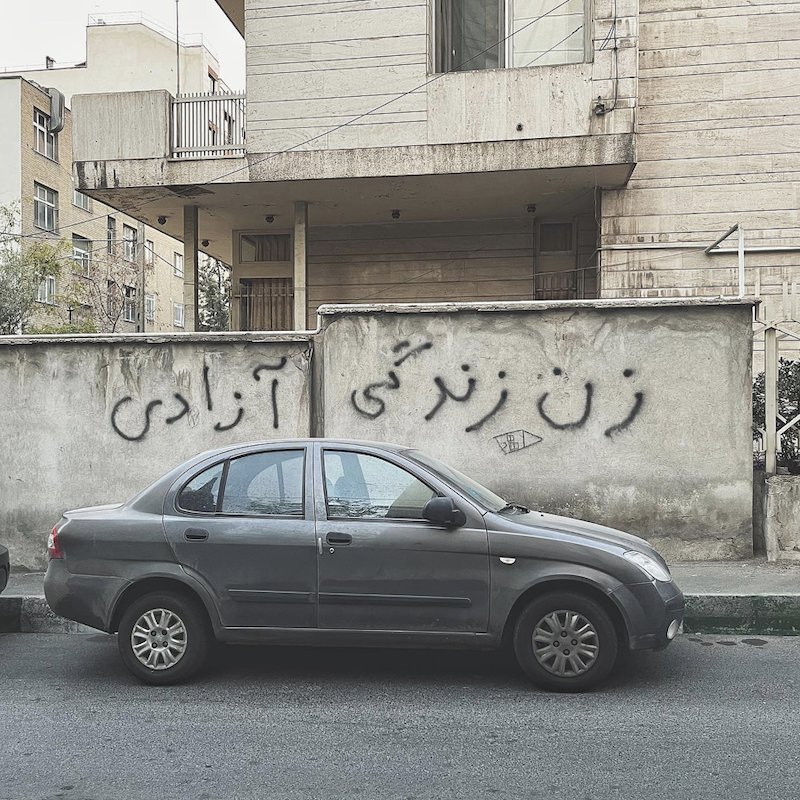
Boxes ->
[2,561,799,635]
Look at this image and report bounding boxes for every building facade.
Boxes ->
[72,0,799,331]
[0,75,186,332]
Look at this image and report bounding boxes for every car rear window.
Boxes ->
[178,462,224,513]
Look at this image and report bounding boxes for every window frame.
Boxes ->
[123,224,138,262]
[72,234,91,276]
[175,449,307,519]
[321,448,440,524]
[107,216,116,255]
[123,286,137,323]
[37,274,56,305]
[33,182,57,232]
[145,239,155,267]
[432,0,591,75]
[72,187,90,212]
[145,293,156,322]
[33,107,57,161]
[174,252,184,278]
[173,301,185,328]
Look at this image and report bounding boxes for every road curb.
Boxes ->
[2,593,800,636]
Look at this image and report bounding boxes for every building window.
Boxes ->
[538,222,574,253]
[173,301,185,328]
[123,286,137,323]
[33,183,57,231]
[145,293,156,323]
[72,234,91,276]
[208,71,218,94]
[174,252,184,278]
[33,108,57,160]
[240,233,291,263]
[123,224,138,262]
[145,240,155,266]
[72,187,90,211]
[37,275,56,304]
[435,0,586,72]
[107,216,116,255]
[223,112,234,145]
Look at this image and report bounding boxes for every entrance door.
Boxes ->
[314,444,490,633]
[163,446,317,628]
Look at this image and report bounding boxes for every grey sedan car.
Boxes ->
[44,439,684,691]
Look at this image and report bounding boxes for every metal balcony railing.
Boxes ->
[171,93,246,159]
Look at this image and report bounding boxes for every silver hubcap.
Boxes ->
[532,610,599,677]
[131,608,188,671]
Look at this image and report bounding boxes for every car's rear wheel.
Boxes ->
[513,591,619,692]
[118,591,211,685]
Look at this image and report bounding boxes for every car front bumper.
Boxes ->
[612,579,685,651]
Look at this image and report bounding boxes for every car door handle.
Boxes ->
[326,532,352,546]
[184,528,209,542]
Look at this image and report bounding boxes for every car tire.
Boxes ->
[117,591,211,685]
[513,591,619,692]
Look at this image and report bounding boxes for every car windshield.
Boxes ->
[404,449,508,513]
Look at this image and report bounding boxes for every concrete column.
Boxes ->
[293,201,308,331]
[136,220,146,332]
[183,205,199,331]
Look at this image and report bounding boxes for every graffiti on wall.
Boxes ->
[350,339,645,442]
[110,358,288,442]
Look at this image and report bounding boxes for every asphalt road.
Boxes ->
[1,633,799,800]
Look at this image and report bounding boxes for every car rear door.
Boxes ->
[313,443,489,633]
[162,445,317,629]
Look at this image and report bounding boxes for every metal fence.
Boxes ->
[171,93,246,159]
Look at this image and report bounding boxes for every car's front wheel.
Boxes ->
[513,591,619,692]
[117,591,211,685]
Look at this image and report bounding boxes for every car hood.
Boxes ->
[493,509,656,555]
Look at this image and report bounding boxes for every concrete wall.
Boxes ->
[72,91,171,163]
[321,300,754,561]
[0,334,312,570]
[0,298,753,570]
[763,476,800,562]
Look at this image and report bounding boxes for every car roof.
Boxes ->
[192,438,411,460]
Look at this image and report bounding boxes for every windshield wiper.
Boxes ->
[498,502,530,515]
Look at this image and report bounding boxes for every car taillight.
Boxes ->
[47,524,63,559]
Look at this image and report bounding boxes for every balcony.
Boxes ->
[172,92,246,159]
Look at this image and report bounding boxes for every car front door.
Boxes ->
[163,446,317,629]
[314,444,489,633]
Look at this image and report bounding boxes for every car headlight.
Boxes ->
[623,550,672,582]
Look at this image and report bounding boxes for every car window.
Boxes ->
[221,450,304,517]
[324,451,435,520]
[178,462,224,513]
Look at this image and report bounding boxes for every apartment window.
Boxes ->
[223,112,234,145]
[123,224,138,262]
[33,183,57,231]
[107,216,116,255]
[37,275,56,304]
[208,71,218,93]
[173,301,185,328]
[174,252,184,278]
[435,0,586,72]
[538,222,574,253]
[72,234,91,276]
[240,233,291,263]
[145,293,156,323]
[72,188,90,211]
[123,286,137,323]
[145,240,155,266]
[33,108,57,160]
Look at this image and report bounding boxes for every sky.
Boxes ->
[1,0,245,89]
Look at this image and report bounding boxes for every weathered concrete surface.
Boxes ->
[321,301,754,560]
[763,475,800,561]
[0,335,312,571]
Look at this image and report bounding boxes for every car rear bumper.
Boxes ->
[612,579,685,651]
[44,559,130,633]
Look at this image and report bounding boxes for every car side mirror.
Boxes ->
[422,497,466,529]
